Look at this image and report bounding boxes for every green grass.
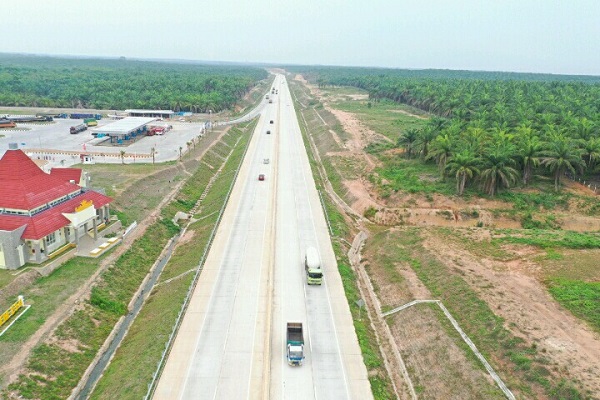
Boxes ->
[331,97,429,142]
[548,279,600,333]
[4,218,178,399]
[373,157,455,196]
[495,229,600,249]
[0,257,101,377]
[88,123,251,399]
[386,227,583,399]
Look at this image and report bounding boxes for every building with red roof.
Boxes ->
[0,144,112,269]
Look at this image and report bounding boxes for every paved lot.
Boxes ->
[0,118,209,167]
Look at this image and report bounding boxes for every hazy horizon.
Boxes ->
[3,0,600,76]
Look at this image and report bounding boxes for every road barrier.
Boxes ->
[0,295,31,336]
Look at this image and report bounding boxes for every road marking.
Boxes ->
[290,84,351,399]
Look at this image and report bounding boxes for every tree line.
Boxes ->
[0,54,268,112]
[292,66,600,195]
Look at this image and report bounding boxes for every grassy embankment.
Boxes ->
[1,123,251,399]
[0,158,190,386]
[89,122,254,399]
[292,81,596,399]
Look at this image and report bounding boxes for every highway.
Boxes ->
[153,75,372,399]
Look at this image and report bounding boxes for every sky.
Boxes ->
[2,0,600,76]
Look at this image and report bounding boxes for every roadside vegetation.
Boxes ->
[89,122,253,399]
[0,121,254,399]
[287,69,600,399]
[0,53,267,112]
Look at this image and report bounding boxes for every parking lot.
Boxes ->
[0,117,207,167]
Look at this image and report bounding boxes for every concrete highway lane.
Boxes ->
[154,74,372,399]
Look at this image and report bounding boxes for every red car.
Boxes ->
[258,174,265,181]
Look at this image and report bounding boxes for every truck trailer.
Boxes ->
[70,113,102,120]
[286,322,305,366]
[305,247,323,285]
[70,124,88,134]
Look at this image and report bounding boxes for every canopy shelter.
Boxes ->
[91,117,155,144]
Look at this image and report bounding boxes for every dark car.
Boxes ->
[258,174,265,181]
[270,120,274,124]
[266,130,271,134]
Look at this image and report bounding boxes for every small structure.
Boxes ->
[90,117,155,144]
[124,109,174,119]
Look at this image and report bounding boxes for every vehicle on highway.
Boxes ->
[270,120,274,124]
[286,322,305,366]
[70,123,87,134]
[266,130,271,134]
[264,158,270,164]
[304,247,323,285]
[258,174,265,181]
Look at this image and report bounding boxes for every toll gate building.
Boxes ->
[91,117,155,144]
[0,144,112,270]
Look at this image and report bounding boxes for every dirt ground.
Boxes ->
[293,74,600,398]
[421,230,600,396]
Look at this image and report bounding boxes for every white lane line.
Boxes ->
[290,86,351,399]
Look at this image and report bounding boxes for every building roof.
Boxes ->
[0,149,81,210]
[91,117,155,136]
[50,168,83,184]
[0,191,112,240]
[124,109,174,115]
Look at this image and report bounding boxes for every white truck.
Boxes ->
[305,247,323,285]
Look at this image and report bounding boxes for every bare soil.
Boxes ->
[421,230,600,396]
[293,75,600,398]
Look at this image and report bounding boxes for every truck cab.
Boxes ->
[305,247,323,285]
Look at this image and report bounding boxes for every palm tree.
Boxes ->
[397,129,419,159]
[580,137,600,172]
[479,145,520,196]
[119,150,126,165]
[445,150,480,196]
[518,135,542,185]
[540,135,585,191]
[427,134,453,177]
[415,127,438,159]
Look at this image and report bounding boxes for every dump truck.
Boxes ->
[70,124,87,134]
[286,322,305,366]
[305,247,323,285]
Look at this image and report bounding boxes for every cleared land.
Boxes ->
[289,74,600,399]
